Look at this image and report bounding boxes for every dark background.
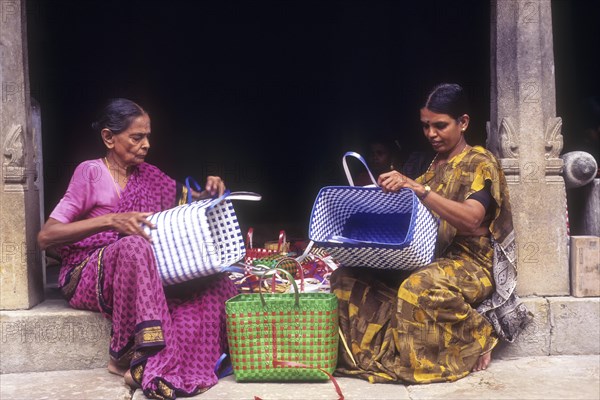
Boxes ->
[26,0,600,240]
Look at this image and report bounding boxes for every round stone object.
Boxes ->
[561,151,598,188]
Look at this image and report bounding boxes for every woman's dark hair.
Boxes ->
[422,83,470,120]
[91,98,146,134]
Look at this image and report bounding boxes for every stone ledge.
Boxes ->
[495,296,600,358]
[550,296,600,355]
[1,296,598,375]
[0,299,111,374]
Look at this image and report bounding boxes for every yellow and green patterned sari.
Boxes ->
[331,146,532,384]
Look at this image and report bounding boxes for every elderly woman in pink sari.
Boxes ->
[37,98,238,399]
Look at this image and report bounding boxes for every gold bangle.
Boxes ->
[420,185,431,200]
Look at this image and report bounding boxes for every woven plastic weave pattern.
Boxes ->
[252,254,299,276]
[309,186,438,270]
[146,198,246,285]
[225,292,339,381]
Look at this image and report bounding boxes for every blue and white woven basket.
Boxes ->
[145,191,260,285]
[308,186,438,270]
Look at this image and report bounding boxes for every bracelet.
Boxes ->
[420,185,431,200]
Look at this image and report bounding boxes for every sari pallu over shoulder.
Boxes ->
[417,146,533,342]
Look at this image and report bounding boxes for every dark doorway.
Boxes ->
[26,0,599,239]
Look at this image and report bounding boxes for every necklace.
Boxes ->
[426,142,469,172]
[103,157,127,198]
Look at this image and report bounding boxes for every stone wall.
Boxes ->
[0,0,44,310]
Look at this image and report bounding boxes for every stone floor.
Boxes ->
[1,355,598,400]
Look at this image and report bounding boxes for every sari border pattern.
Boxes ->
[60,257,89,301]
[95,246,113,316]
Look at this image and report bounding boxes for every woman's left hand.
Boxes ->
[378,170,415,193]
[191,176,226,200]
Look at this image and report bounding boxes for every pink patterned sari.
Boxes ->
[58,163,238,399]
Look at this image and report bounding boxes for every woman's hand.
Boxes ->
[378,171,417,193]
[109,212,155,242]
[191,176,226,200]
[205,175,225,196]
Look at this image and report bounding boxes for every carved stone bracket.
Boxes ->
[3,124,26,184]
[498,117,520,177]
[499,117,519,159]
[544,117,563,159]
[544,117,564,177]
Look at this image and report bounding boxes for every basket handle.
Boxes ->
[326,235,370,244]
[276,230,286,253]
[295,240,315,263]
[270,360,344,400]
[342,151,378,187]
[253,257,305,293]
[256,267,300,307]
[185,177,262,207]
[246,227,254,249]
[213,353,233,378]
[325,234,398,246]
[205,190,262,210]
[246,228,287,252]
[184,176,202,204]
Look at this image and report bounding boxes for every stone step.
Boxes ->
[495,295,600,357]
[1,356,599,400]
[0,298,112,374]
[1,295,598,374]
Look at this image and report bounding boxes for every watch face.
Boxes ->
[420,185,431,200]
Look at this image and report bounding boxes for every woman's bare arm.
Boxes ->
[38,212,154,250]
[378,171,487,235]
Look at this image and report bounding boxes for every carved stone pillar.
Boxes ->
[0,0,44,309]
[488,0,569,295]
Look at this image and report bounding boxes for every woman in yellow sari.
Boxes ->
[331,83,532,384]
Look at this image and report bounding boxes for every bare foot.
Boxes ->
[472,351,492,372]
[107,359,128,377]
[124,369,140,389]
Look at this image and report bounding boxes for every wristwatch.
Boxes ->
[420,185,431,200]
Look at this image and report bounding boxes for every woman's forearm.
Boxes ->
[37,216,114,250]
[378,171,487,234]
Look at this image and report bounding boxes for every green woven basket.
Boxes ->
[252,254,299,276]
[225,268,339,382]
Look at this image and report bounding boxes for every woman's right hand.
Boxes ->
[378,170,418,193]
[108,212,155,242]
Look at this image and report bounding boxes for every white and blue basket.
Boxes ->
[308,152,438,270]
[145,190,261,285]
